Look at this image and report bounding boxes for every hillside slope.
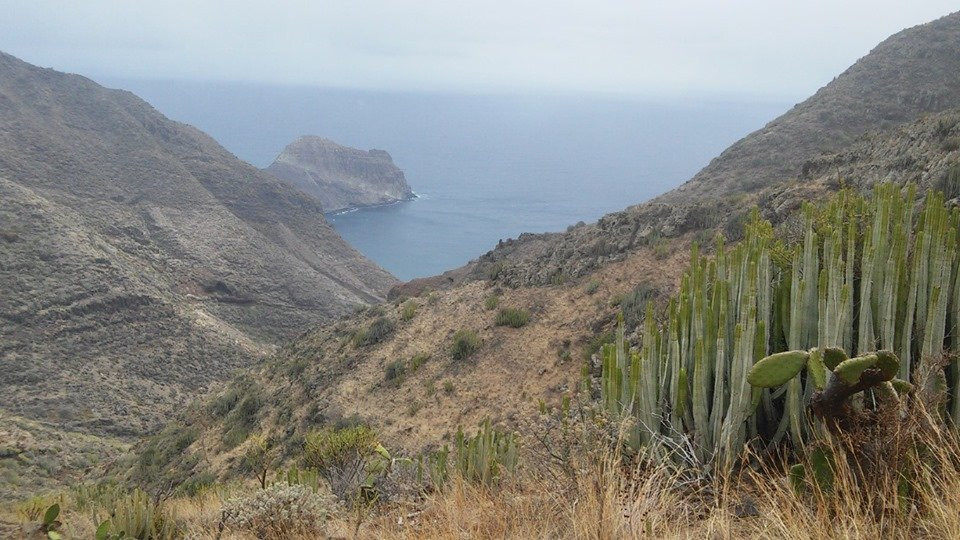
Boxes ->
[398,10,960,292]
[672,9,960,199]
[122,104,960,489]
[0,52,395,497]
[265,136,414,213]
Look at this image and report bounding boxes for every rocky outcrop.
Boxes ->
[265,136,414,212]
[0,51,396,448]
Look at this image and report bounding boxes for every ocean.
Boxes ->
[101,78,789,280]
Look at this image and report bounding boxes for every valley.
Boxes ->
[3,7,960,540]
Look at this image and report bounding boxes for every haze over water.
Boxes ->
[106,79,787,280]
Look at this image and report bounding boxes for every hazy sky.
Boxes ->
[1,1,956,99]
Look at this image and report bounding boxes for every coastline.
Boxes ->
[325,192,420,216]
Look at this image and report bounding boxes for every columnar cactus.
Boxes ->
[599,183,960,469]
[453,420,518,486]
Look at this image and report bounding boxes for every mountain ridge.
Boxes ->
[393,10,960,293]
[0,50,396,498]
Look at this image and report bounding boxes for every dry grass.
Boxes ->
[358,409,960,540]
[5,425,960,540]
[6,358,960,540]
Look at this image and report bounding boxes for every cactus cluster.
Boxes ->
[95,489,178,540]
[599,184,960,467]
[423,419,518,487]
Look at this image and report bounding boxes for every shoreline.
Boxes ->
[325,192,420,216]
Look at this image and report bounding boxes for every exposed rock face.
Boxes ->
[0,50,396,456]
[265,136,414,212]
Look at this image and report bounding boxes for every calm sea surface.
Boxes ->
[103,79,788,280]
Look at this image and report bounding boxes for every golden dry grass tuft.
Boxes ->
[4,423,960,539]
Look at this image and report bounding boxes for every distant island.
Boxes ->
[265,136,415,213]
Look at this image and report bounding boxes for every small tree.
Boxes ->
[304,426,383,501]
[244,435,272,489]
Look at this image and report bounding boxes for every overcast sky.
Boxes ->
[1,1,956,99]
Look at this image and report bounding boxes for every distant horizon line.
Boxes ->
[91,72,804,107]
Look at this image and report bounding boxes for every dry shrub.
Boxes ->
[219,483,333,539]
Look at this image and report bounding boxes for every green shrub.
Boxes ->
[410,353,430,371]
[350,328,368,347]
[384,353,430,388]
[443,381,455,394]
[303,426,381,500]
[384,359,406,386]
[285,358,308,378]
[353,317,396,347]
[484,294,500,310]
[652,238,670,260]
[451,329,481,361]
[584,280,601,295]
[209,385,243,418]
[400,300,417,321]
[131,422,199,486]
[495,307,531,328]
[243,435,273,488]
[176,472,216,497]
[222,385,263,449]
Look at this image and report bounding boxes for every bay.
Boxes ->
[101,78,788,280]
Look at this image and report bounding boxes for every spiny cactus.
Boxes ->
[599,183,960,469]
[453,419,518,486]
[747,350,810,388]
[95,489,178,540]
[789,446,836,494]
[425,419,518,488]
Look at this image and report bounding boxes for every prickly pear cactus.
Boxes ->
[747,351,809,388]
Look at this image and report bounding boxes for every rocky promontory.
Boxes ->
[265,136,414,213]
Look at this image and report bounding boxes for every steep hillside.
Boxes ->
[114,241,692,489]
[672,10,960,199]
[119,100,960,491]
[397,10,960,292]
[265,136,414,213]
[0,52,395,498]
